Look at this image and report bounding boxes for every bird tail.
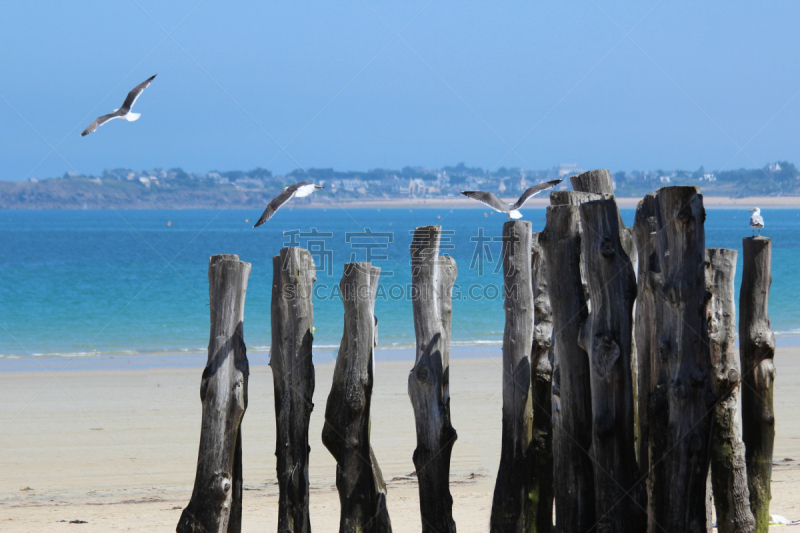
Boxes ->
[125,113,141,122]
[509,210,523,219]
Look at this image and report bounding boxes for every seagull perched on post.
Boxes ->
[749,207,764,236]
[461,179,563,218]
[253,182,323,227]
[81,75,156,137]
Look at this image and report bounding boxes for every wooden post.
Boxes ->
[739,237,776,532]
[632,193,657,473]
[570,170,638,474]
[542,205,596,532]
[569,169,636,263]
[550,190,603,207]
[570,169,615,196]
[322,263,391,532]
[578,199,646,531]
[706,248,755,533]
[490,220,534,531]
[270,248,317,533]
[529,231,554,533]
[408,226,458,533]
[178,254,251,533]
[647,186,714,533]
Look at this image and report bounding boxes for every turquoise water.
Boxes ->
[1,207,798,362]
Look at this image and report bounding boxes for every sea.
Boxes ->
[1,207,798,370]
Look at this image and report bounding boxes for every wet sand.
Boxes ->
[1,349,798,531]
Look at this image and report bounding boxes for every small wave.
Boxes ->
[451,340,502,348]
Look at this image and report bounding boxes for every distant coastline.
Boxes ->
[2,161,799,209]
[2,193,799,210]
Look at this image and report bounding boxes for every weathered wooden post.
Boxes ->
[578,199,645,531]
[739,236,776,532]
[322,263,391,533]
[491,220,534,531]
[178,254,251,533]
[570,168,615,196]
[530,231,554,533]
[408,226,458,533]
[632,193,657,473]
[270,248,317,533]
[572,170,638,460]
[569,169,635,257]
[706,248,755,533]
[647,186,714,532]
[542,204,595,532]
[550,190,603,207]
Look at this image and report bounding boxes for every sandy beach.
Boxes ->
[0,349,798,532]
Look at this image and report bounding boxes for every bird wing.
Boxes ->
[511,179,563,210]
[120,74,156,113]
[461,191,509,212]
[80,112,123,136]
[253,187,301,227]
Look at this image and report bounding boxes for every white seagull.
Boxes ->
[461,179,563,218]
[254,182,323,227]
[749,207,764,236]
[81,75,156,137]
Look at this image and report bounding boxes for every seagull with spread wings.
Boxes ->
[461,179,563,218]
[81,75,156,137]
[253,182,324,227]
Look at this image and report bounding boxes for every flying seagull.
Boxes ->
[81,75,156,137]
[254,182,323,227]
[749,207,764,236]
[461,179,563,218]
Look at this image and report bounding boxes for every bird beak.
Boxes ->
[748,209,755,212]
[315,185,324,189]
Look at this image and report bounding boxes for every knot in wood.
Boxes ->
[211,472,231,498]
[705,281,714,302]
[591,334,620,379]
[600,237,615,258]
[345,390,364,411]
[415,363,429,383]
[677,204,692,222]
[662,281,680,306]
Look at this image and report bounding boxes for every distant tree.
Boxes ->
[443,162,485,176]
[287,168,309,179]
[221,170,245,182]
[492,166,523,178]
[401,166,426,177]
[247,167,272,179]
[691,166,706,180]
[770,161,798,182]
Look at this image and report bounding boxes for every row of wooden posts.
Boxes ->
[175,170,776,533]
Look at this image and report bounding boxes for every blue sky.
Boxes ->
[1,1,799,180]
